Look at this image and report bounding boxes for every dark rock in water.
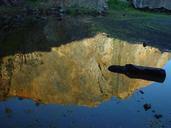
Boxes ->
[143,42,147,47]
[143,104,151,111]
[139,90,144,94]
[18,97,23,100]
[154,114,163,119]
[108,64,166,83]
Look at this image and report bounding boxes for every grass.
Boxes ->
[107,0,170,18]
[108,0,132,10]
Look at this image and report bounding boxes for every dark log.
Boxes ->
[108,64,166,83]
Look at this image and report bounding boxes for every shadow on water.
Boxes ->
[92,16,171,50]
[1,14,171,57]
[0,16,93,57]
[108,64,166,83]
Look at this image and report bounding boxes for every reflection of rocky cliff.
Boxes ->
[0,33,170,107]
[0,16,171,106]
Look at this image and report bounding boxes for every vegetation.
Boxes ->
[108,0,132,10]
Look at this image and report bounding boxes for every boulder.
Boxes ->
[133,0,171,10]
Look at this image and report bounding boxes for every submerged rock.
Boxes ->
[154,114,163,119]
[139,90,144,94]
[143,104,151,111]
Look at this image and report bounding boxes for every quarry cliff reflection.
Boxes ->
[0,33,170,107]
[0,17,171,107]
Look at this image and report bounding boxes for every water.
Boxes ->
[0,60,170,128]
[0,16,171,128]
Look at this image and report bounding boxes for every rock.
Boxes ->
[139,90,144,94]
[154,114,163,119]
[133,0,171,11]
[143,42,147,47]
[18,97,23,100]
[108,64,166,83]
[143,104,151,111]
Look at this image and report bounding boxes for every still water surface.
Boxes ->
[0,60,170,128]
[0,17,171,128]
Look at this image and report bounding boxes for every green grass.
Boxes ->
[108,0,132,10]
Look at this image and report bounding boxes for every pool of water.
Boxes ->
[0,60,170,128]
[0,16,171,128]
